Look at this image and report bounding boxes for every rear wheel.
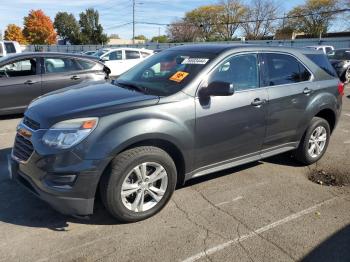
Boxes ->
[100,146,177,222]
[345,68,350,83]
[295,117,330,165]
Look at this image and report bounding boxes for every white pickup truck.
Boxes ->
[0,41,22,57]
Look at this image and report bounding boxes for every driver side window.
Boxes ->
[0,58,37,78]
[210,54,259,91]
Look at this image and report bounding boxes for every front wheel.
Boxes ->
[295,117,330,165]
[100,146,177,222]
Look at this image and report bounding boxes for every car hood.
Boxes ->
[25,80,160,128]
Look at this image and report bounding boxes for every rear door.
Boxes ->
[41,56,87,94]
[261,52,314,151]
[0,57,41,113]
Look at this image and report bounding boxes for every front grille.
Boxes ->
[23,117,40,130]
[13,134,34,162]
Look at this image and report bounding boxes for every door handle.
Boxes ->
[71,75,80,80]
[24,80,36,85]
[303,88,312,95]
[251,98,266,107]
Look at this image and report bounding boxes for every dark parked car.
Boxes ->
[0,52,110,115]
[10,45,343,222]
[327,48,350,83]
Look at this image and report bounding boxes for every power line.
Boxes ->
[134,8,350,27]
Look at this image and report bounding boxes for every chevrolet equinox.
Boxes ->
[10,45,343,222]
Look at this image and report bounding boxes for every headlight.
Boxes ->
[43,118,98,149]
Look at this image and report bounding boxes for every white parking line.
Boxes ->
[342,129,349,133]
[215,196,243,207]
[182,197,338,262]
[344,141,350,144]
[345,113,350,117]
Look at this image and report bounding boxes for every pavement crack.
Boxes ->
[172,198,226,262]
[192,186,297,262]
[236,223,255,262]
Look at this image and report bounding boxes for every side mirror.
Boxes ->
[199,81,234,97]
[100,56,109,62]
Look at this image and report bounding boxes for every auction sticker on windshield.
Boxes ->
[182,58,209,65]
[170,71,189,83]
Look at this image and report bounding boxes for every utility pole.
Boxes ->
[132,0,135,44]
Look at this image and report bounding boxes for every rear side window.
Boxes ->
[262,53,311,86]
[141,52,151,58]
[44,57,80,73]
[75,59,96,70]
[306,54,337,77]
[125,50,140,60]
[4,43,16,54]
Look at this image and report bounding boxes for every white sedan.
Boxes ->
[95,48,153,77]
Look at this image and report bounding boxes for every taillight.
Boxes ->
[338,82,344,96]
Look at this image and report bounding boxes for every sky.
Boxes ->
[0,0,328,40]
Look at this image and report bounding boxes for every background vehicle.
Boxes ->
[0,41,22,57]
[11,45,342,222]
[327,48,350,83]
[82,50,97,56]
[95,47,153,76]
[0,52,110,115]
[305,45,334,54]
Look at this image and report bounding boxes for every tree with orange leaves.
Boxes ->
[23,9,57,44]
[4,24,27,44]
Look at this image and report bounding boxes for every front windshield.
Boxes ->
[116,50,216,96]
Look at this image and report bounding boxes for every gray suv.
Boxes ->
[10,45,343,222]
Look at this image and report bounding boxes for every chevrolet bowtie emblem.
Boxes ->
[17,127,32,138]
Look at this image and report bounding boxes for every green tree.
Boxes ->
[151,35,169,43]
[79,8,108,44]
[54,12,81,44]
[134,35,147,41]
[286,0,339,37]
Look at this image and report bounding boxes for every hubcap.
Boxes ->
[308,126,327,158]
[121,162,168,212]
[346,68,350,83]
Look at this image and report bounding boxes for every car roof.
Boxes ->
[0,52,100,64]
[167,44,322,55]
[101,47,153,52]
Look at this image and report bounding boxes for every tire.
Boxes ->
[295,117,330,165]
[100,146,177,222]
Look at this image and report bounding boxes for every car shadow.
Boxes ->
[0,147,301,230]
[301,225,350,262]
[0,113,23,120]
[262,152,306,167]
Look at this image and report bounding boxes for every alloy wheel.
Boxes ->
[308,126,327,158]
[121,162,168,212]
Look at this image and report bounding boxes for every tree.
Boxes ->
[79,8,108,44]
[286,0,340,37]
[134,35,147,41]
[54,12,80,44]
[167,19,199,42]
[4,24,27,44]
[218,0,247,40]
[185,5,224,41]
[23,9,57,44]
[241,0,279,40]
[151,35,169,43]
[109,34,120,39]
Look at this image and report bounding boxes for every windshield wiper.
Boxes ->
[114,80,148,94]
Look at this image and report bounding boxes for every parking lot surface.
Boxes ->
[0,87,350,262]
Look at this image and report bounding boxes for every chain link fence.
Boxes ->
[23,37,350,53]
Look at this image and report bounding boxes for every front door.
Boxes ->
[0,58,41,113]
[195,53,267,170]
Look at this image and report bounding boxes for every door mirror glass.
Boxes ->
[199,81,234,97]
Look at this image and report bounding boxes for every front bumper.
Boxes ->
[11,152,111,216]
